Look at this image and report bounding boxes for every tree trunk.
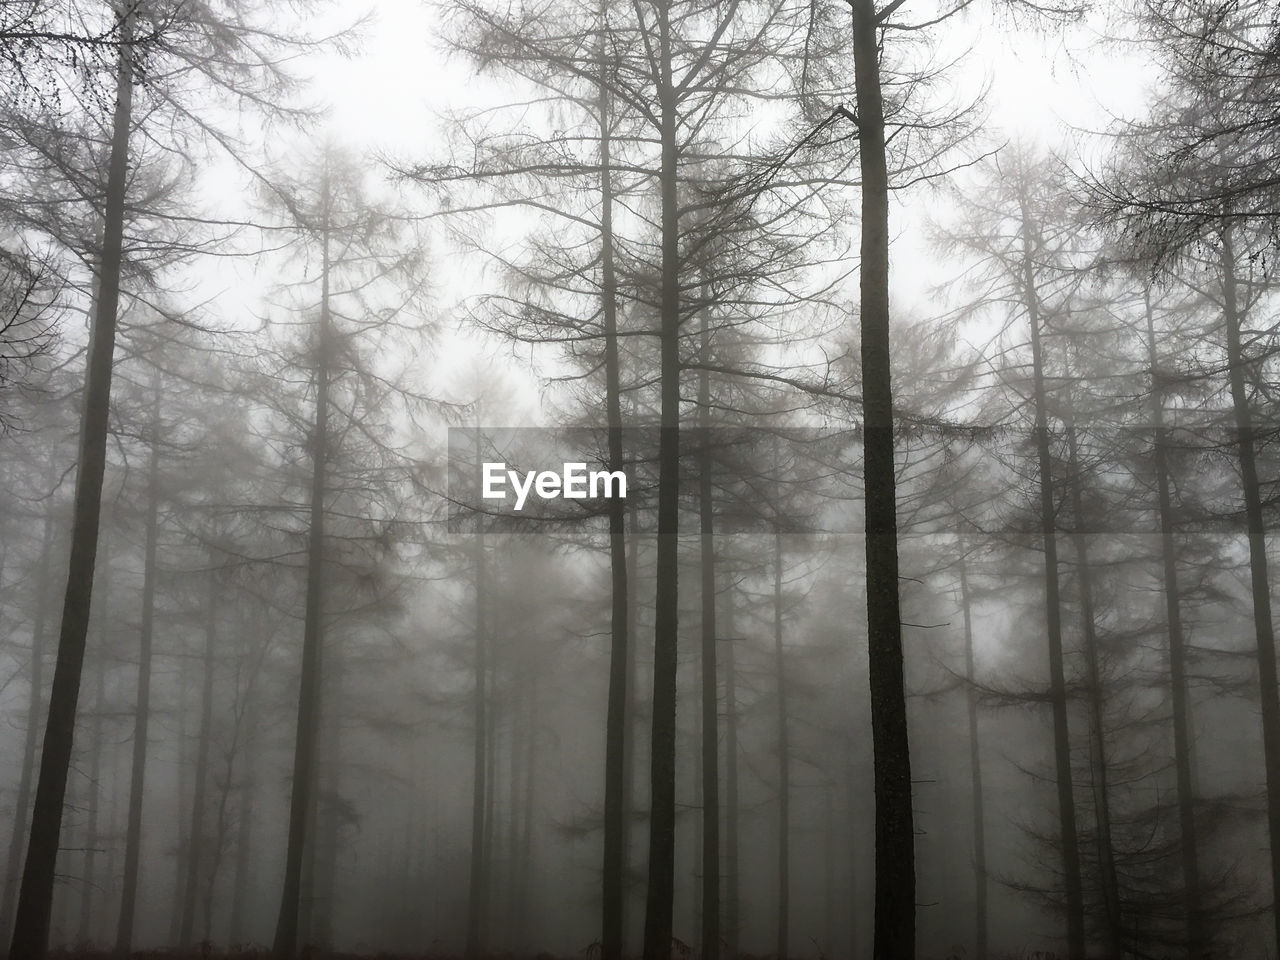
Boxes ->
[849,2,914,956]
[180,576,219,946]
[958,557,987,960]
[2,503,55,942]
[641,4,682,956]
[599,18,631,959]
[465,513,489,960]
[270,170,332,960]
[1220,220,1280,957]
[1143,288,1204,956]
[1018,194,1084,960]
[722,597,740,960]
[77,605,109,948]
[774,532,790,960]
[8,12,134,958]
[1064,417,1123,956]
[115,386,161,960]
[229,688,259,945]
[697,334,719,960]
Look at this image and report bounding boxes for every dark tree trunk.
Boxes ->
[1018,196,1084,960]
[8,13,134,959]
[229,688,258,946]
[849,2,914,956]
[697,336,719,960]
[270,177,332,960]
[1064,417,1123,956]
[641,5,681,956]
[180,577,219,945]
[1220,221,1280,956]
[465,519,489,960]
[599,16,631,958]
[774,532,790,960]
[721,597,740,960]
[115,387,161,960]
[77,642,107,948]
[957,557,988,960]
[2,505,55,942]
[1143,288,1204,955]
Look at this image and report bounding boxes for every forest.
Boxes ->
[1,0,1279,958]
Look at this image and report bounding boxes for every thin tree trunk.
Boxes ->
[722,596,740,960]
[697,333,719,960]
[1018,194,1084,960]
[849,3,914,955]
[77,601,109,948]
[179,576,218,946]
[958,557,987,960]
[622,496,641,952]
[598,16,631,958]
[774,533,790,960]
[2,503,55,941]
[115,386,161,960]
[1143,288,1204,956]
[465,511,489,960]
[1064,417,1123,956]
[641,5,681,956]
[270,168,332,960]
[8,12,134,958]
[1220,220,1280,956]
[229,687,258,946]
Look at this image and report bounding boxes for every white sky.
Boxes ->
[197,0,1159,422]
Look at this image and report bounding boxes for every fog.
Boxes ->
[1,1,1279,959]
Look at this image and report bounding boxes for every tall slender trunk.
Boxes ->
[77,590,110,948]
[2,501,55,941]
[599,15,631,958]
[169,621,191,945]
[849,3,914,955]
[1143,289,1204,955]
[722,596,740,960]
[465,509,489,960]
[697,326,719,960]
[958,557,987,960]
[1064,417,1123,956]
[271,171,332,960]
[179,576,219,945]
[516,675,538,947]
[622,497,641,951]
[1018,195,1084,960]
[774,533,790,960]
[8,12,134,959]
[115,386,161,959]
[1220,221,1280,955]
[229,685,258,946]
[641,4,682,956]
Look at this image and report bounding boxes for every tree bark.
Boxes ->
[1018,194,1084,960]
[774,532,790,960]
[1220,220,1280,956]
[115,385,161,960]
[641,3,682,956]
[465,503,489,960]
[270,169,332,960]
[8,10,134,958]
[599,21,631,954]
[849,2,914,956]
[1143,288,1204,956]
[179,575,219,946]
[2,501,55,942]
[697,327,719,960]
[958,556,987,960]
[722,595,740,960]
